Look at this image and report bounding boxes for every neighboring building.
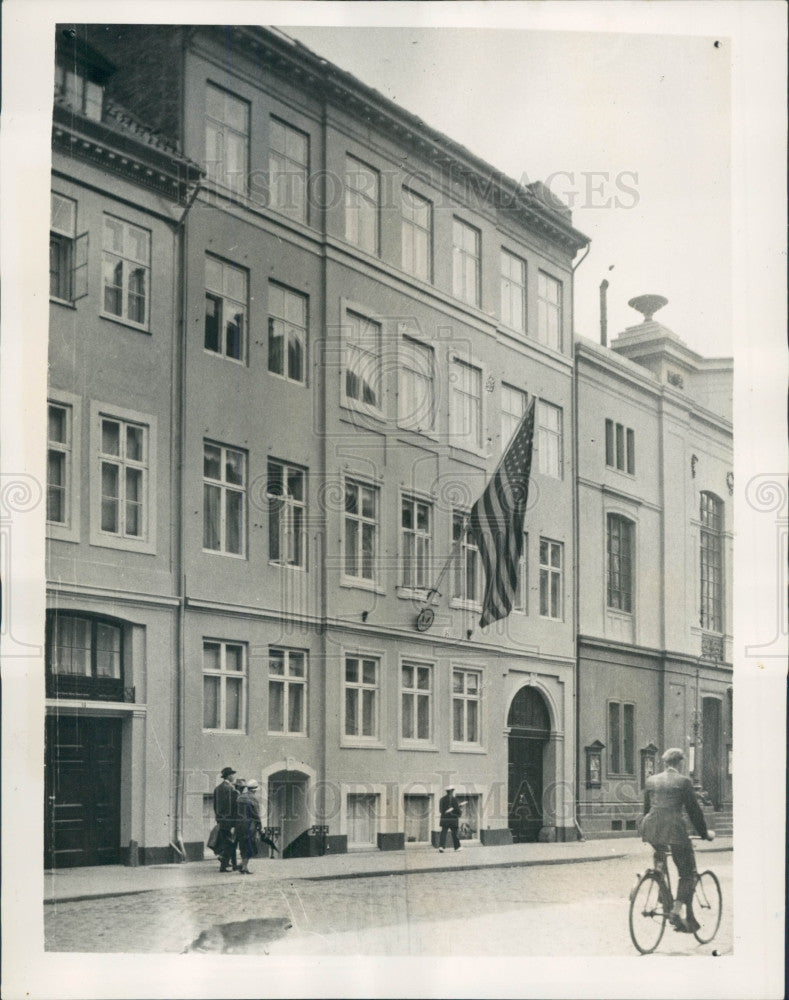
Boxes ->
[575,295,733,838]
[45,28,202,865]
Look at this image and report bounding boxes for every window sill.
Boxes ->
[396,423,440,443]
[396,586,431,602]
[606,607,634,619]
[50,296,77,309]
[450,598,482,613]
[340,399,387,424]
[340,739,386,750]
[269,561,308,572]
[203,728,248,735]
[448,443,489,463]
[538,614,564,623]
[47,521,80,544]
[267,731,308,739]
[268,369,308,389]
[450,744,487,754]
[340,578,386,596]
[204,348,247,367]
[398,741,439,753]
[605,465,636,479]
[90,534,156,556]
[100,312,151,335]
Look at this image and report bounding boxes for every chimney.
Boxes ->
[600,279,609,346]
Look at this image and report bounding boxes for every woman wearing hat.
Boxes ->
[235,779,262,874]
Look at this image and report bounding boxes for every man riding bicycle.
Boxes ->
[641,747,716,933]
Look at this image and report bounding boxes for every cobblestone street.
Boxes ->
[45,851,732,957]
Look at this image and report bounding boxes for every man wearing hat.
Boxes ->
[641,748,716,933]
[438,785,462,852]
[212,766,239,873]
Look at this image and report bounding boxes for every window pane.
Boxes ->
[225,490,242,553]
[203,483,221,549]
[225,645,243,672]
[361,523,374,578]
[268,317,284,374]
[126,425,143,462]
[269,680,284,731]
[47,453,66,522]
[225,450,244,486]
[203,676,220,729]
[453,697,463,741]
[362,660,377,685]
[101,463,119,533]
[345,518,358,575]
[102,421,120,456]
[362,688,375,736]
[402,692,414,739]
[609,703,620,772]
[345,686,358,736]
[288,684,304,732]
[225,677,242,729]
[416,693,430,739]
[203,642,221,671]
[467,700,478,743]
[345,657,358,683]
[48,406,67,444]
[269,650,285,675]
[203,443,221,480]
[623,703,635,773]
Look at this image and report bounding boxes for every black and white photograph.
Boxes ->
[0,2,785,998]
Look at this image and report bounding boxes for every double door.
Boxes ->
[44,715,122,868]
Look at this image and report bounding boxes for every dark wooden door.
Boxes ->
[45,715,122,868]
[702,698,722,808]
[508,734,545,843]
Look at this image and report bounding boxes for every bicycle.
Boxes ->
[628,840,722,954]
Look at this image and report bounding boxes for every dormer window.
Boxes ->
[55,62,104,121]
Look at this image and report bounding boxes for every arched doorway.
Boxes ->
[507,686,551,843]
[265,768,312,857]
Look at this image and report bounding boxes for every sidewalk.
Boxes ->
[43,835,731,904]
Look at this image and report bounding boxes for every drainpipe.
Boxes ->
[171,30,203,862]
[570,242,590,841]
[600,278,609,347]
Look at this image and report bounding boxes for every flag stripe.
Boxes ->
[469,395,536,628]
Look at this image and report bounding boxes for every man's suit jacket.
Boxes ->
[213,780,238,824]
[641,767,708,845]
[439,793,461,825]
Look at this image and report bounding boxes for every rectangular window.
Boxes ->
[269,116,309,223]
[99,417,147,539]
[50,193,76,301]
[537,271,562,350]
[268,283,307,384]
[605,419,635,473]
[204,256,247,361]
[452,218,481,306]
[500,249,526,333]
[404,794,431,843]
[205,82,249,193]
[203,640,246,732]
[450,358,482,451]
[345,155,379,255]
[608,701,635,775]
[55,63,103,120]
[513,532,529,613]
[501,383,527,452]
[539,538,563,619]
[47,403,71,525]
[459,794,481,840]
[344,311,382,410]
[401,188,432,281]
[453,511,481,604]
[399,337,434,431]
[347,792,378,845]
[102,215,151,328]
[267,459,306,567]
[47,613,123,701]
[537,401,563,478]
[700,492,723,632]
[401,660,433,742]
[452,668,481,744]
[344,655,380,739]
[607,515,634,612]
[401,496,431,590]
[344,480,378,582]
[203,441,246,555]
[268,648,307,734]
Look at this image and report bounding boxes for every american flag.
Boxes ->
[469,395,536,628]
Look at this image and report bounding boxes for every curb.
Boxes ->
[43,843,733,905]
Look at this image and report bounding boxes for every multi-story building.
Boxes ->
[45,27,202,866]
[575,295,733,838]
[42,23,591,864]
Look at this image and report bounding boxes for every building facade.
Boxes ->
[575,298,733,838]
[45,25,733,867]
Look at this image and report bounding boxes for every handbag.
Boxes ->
[207,823,220,853]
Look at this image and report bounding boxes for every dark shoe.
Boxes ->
[438,847,444,853]
[219,864,230,872]
[454,844,461,851]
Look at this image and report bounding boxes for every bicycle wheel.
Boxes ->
[692,870,722,943]
[629,872,668,954]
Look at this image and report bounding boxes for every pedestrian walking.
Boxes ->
[212,766,239,873]
[438,785,462,852]
[236,779,263,874]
